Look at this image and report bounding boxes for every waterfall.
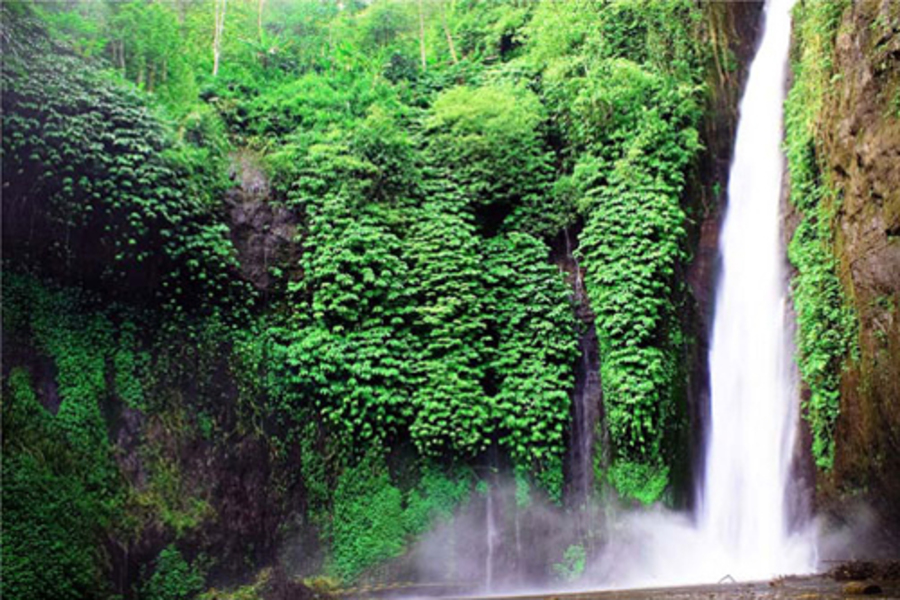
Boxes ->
[698,0,815,579]
[485,487,496,591]
[564,226,603,504]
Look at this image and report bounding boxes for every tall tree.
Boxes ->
[213,0,227,76]
[441,1,458,65]
[257,0,264,42]
[417,0,426,70]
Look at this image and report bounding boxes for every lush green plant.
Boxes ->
[784,0,856,470]
[108,0,199,108]
[522,0,704,502]
[3,275,125,490]
[1,6,242,308]
[141,545,206,600]
[404,195,492,456]
[0,276,131,599]
[604,460,670,507]
[425,83,553,213]
[403,465,473,535]
[2,368,109,599]
[329,450,406,581]
[552,544,586,582]
[486,232,578,499]
[0,273,226,596]
[330,452,473,582]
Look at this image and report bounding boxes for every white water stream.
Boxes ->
[486,486,497,591]
[697,0,813,579]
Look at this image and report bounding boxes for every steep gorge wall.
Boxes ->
[809,0,900,541]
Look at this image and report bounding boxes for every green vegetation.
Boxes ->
[141,545,207,600]
[785,0,857,470]
[329,452,472,581]
[526,0,705,503]
[1,277,128,599]
[552,544,587,582]
[1,4,241,308]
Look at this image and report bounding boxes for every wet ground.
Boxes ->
[429,576,900,600]
[346,565,900,600]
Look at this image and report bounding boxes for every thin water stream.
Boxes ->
[697,0,814,578]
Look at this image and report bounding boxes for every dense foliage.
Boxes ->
[2,275,129,598]
[524,0,705,501]
[141,546,207,600]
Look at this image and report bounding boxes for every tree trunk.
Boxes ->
[441,3,458,66]
[115,40,124,72]
[258,0,265,43]
[213,0,228,77]
[418,0,426,71]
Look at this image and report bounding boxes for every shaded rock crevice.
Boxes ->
[225,150,300,291]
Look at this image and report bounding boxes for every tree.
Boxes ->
[417,0,426,70]
[257,0,264,42]
[441,1,458,65]
[213,0,227,76]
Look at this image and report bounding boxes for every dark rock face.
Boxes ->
[114,407,148,487]
[816,0,900,547]
[100,350,308,597]
[261,566,314,600]
[226,150,299,291]
[202,435,283,584]
[552,225,604,506]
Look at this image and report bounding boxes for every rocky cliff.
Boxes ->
[783,0,900,550]
[817,0,900,544]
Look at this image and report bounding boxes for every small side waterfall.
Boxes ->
[698,0,814,578]
[485,487,497,591]
[564,227,603,504]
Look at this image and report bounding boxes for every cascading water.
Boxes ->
[563,226,603,505]
[594,0,816,586]
[485,487,497,591]
[697,0,815,579]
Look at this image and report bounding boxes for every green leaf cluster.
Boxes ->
[1,7,243,309]
[524,0,704,503]
[1,275,138,599]
[329,451,471,582]
[140,545,207,600]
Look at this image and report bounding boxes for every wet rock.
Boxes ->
[833,561,879,581]
[225,149,300,291]
[115,406,148,487]
[811,0,900,550]
[843,581,883,595]
[260,566,315,600]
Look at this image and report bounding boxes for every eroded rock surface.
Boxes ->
[817,0,900,546]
